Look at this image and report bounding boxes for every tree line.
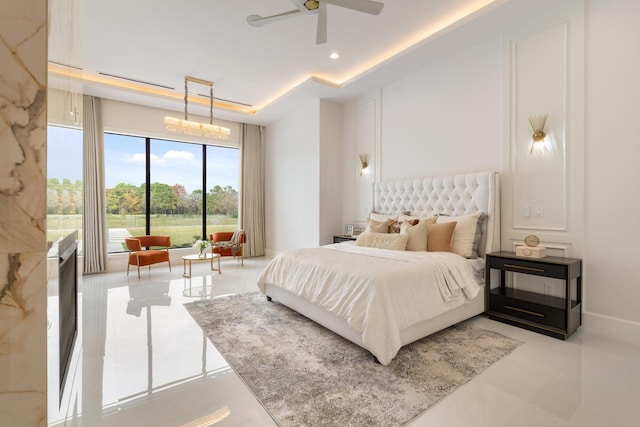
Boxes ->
[47,178,238,217]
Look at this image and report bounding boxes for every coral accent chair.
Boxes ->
[125,235,172,278]
[209,230,245,265]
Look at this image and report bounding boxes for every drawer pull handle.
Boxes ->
[503,263,545,273]
[504,305,545,317]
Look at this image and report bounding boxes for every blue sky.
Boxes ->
[48,126,239,193]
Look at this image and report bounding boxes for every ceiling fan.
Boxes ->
[247,0,384,45]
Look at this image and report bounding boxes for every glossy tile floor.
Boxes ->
[47,257,640,427]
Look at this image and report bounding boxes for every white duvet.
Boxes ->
[257,242,482,365]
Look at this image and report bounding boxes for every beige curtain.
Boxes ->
[82,95,107,273]
[239,123,265,257]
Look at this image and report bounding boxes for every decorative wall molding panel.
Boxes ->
[352,91,380,223]
[511,23,568,232]
[501,0,585,258]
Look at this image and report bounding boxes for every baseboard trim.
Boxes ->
[582,311,640,346]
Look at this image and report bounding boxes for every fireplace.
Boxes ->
[58,230,78,398]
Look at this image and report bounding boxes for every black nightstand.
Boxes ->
[485,251,582,339]
[333,235,357,243]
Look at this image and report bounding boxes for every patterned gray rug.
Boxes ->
[185,292,521,427]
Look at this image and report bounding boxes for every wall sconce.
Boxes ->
[528,114,549,157]
[359,153,369,176]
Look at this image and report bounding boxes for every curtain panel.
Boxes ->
[82,95,108,273]
[240,123,266,257]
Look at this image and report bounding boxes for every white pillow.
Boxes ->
[436,212,485,258]
[355,231,409,251]
[400,218,430,251]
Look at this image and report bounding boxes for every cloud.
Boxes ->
[125,150,195,166]
[163,150,195,162]
[126,153,147,164]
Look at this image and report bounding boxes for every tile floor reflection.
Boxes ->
[48,257,640,426]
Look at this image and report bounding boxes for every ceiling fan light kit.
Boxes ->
[247,0,384,45]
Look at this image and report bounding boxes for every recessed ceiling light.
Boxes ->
[329,52,340,60]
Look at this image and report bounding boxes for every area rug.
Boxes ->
[184,292,521,427]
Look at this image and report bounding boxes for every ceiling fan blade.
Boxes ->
[247,9,302,27]
[324,0,384,15]
[316,2,327,44]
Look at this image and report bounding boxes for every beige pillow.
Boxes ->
[426,222,457,252]
[400,219,430,251]
[369,212,398,223]
[436,212,485,257]
[355,231,409,251]
[365,219,389,233]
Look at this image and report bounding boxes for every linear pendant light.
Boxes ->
[164,76,230,140]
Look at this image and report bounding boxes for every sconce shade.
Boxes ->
[359,153,369,176]
[528,114,549,156]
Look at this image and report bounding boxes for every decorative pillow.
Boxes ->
[365,218,389,233]
[436,212,485,258]
[389,218,418,234]
[400,219,430,251]
[398,214,437,224]
[355,231,409,251]
[390,215,435,233]
[426,222,457,252]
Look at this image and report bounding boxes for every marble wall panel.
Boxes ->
[0,0,48,425]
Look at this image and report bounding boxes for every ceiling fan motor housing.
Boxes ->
[304,0,320,10]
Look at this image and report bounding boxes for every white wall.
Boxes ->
[341,92,377,227]
[264,99,344,255]
[319,100,344,245]
[584,0,640,335]
[265,100,321,255]
[380,39,502,181]
[331,0,640,343]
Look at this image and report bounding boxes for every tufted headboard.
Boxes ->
[373,171,500,257]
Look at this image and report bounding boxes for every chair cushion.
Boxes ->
[126,235,171,268]
[128,250,169,267]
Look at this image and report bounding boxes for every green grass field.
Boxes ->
[47,214,238,250]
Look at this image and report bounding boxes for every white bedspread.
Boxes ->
[257,243,481,365]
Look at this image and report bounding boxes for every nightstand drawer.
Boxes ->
[488,256,566,278]
[489,289,565,329]
[333,235,357,243]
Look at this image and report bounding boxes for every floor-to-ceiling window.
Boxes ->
[148,138,204,248]
[47,125,83,255]
[48,127,239,255]
[104,133,147,252]
[103,133,239,252]
[206,145,240,237]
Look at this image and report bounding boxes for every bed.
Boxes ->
[257,171,500,365]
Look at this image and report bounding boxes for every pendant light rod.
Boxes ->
[185,76,213,87]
